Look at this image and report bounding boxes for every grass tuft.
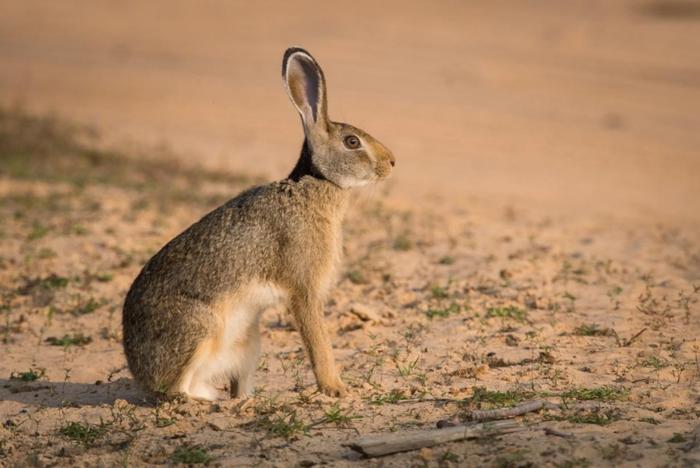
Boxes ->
[10,368,45,382]
[370,389,408,405]
[45,333,92,347]
[573,323,616,337]
[561,386,628,401]
[564,408,621,426]
[171,444,213,465]
[425,302,461,319]
[393,234,412,251]
[668,433,686,443]
[469,386,535,408]
[262,411,308,439]
[323,403,361,426]
[59,422,106,446]
[485,306,527,322]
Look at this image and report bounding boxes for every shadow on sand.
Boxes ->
[0,377,153,409]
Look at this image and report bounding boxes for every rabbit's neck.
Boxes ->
[287,138,350,218]
[299,172,350,218]
[288,138,323,182]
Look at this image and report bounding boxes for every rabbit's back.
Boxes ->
[122,176,346,393]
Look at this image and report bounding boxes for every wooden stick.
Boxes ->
[466,399,556,421]
[544,427,575,438]
[346,420,523,457]
[396,397,463,405]
[620,327,647,347]
[436,399,556,427]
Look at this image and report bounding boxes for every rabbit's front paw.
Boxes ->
[319,379,347,398]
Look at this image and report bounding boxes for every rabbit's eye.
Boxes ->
[343,135,361,149]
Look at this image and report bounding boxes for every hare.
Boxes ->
[122,47,395,400]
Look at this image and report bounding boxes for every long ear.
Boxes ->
[282,47,329,133]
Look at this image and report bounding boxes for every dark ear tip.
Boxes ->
[282,46,315,76]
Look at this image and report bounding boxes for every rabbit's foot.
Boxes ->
[318,378,347,398]
[229,376,255,399]
[185,381,226,401]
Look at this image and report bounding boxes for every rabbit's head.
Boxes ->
[283,47,395,188]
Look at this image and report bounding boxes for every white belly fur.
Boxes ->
[176,281,287,400]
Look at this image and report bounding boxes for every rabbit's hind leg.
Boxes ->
[176,338,228,401]
[224,282,284,398]
[229,323,261,398]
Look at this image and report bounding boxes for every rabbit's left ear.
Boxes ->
[283,48,329,133]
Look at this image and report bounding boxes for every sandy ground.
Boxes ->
[1,1,700,466]
[2,0,700,222]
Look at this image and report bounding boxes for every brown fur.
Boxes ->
[122,47,394,399]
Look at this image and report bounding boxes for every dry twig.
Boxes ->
[347,420,523,457]
[544,427,575,438]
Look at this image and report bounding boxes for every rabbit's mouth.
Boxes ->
[374,160,394,180]
[375,169,391,180]
[373,147,395,180]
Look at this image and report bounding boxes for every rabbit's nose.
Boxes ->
[390,159,395,167]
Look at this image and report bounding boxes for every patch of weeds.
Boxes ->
[262,410,308,439]
[469,386,534,408]
[37,247,57,259]
[95,273,113,282]
[16,273,69,306]
[396,357,420,377]
[668,433,686,443]
[71,224,88,236]
[607,285,623,309]
[393,234,412,251]
[323,403,361,427]
[18,273,69,293]
[564,408,621,426]
[71,297,107,316]
[59,422,106,446]
[155,416,175,428]
[441,450,460,463]
[636,286,672,319]
[45,333,92,347]
[573,323,616,337]
[641,356,668,369]
[27,222,50,241]
[171,444,213,465]
[425,302,461,319]
[10,367,45,382]
[561,386,628,401]
[431,285,449,299]
[250,397,309,440]
[370,389,408,405]
[438,255,455,265]
[485,305,527,323]
[555,260,589,284]
[677,289,698,325]
[554,458,591,468]
[346,270,366,285]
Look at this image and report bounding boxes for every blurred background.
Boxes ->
[1,0,699,222]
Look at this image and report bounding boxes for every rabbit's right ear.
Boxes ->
[283,48,329,134]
